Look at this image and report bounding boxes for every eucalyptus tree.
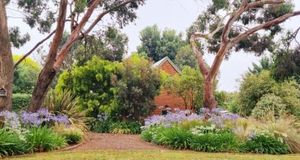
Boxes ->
[189,0,300,110]
[0,0,145,111]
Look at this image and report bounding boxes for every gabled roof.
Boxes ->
[152,56,181,73]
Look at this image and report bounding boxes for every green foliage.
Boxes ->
[91,120,141,134]
[253,116,300,153]
[115,54,161,121]
[25,127,66,152]
[238,70,276,116]
[12,93,31,111]
[174,45,198,69]
[238,70,300,118]
[56,57,122,118]
[163,66,204,109]
[153,126,193,149]
[251,94,286,120]
[13,55,40,94]
[188,1,295,56]
[240,134,289,154]
[248,57,273,75]
[190,132,238,152]
[44,90,88,131]
[215,91,227,107]
[272,47,300,83]
[0,129,27,157]
[74,0,87,13]
[70,27,128,67]
[272,80,300,117]
[137,25,186,62]
[221,92,239,113]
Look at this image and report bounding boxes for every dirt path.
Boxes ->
[72,133,166,151]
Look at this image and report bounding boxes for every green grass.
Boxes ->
[6,150,300,160]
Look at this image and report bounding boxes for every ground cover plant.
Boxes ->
[141,108,300,154]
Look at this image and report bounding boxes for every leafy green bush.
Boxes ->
[26,127,66,152]
[12,93,31,111]
[251,94,286,120]
[0,129,28,157]
[190,132,238,152]
[56,57,122,118]
[115,54,161,121]
[89,119,112,133]
[240,134,289,154]
[272,80,300,118]
[238,70,276,116]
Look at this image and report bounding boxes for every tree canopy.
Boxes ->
[137,25,186,62]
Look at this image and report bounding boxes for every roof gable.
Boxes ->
[152,56,181,74]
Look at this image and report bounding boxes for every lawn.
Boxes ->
[6,150,300,160]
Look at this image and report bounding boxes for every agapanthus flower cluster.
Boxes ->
[0,111,21,130]
[21,108,69,126]
[0,108,69,128]
[199,107,240,128]
[144,110,203,128]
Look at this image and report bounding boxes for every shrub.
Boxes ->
[190,132,238,152]
[272,80,300,118]
[56,57,122,118]
[0,129,27,157]
[240,133,289,154]
[26,127,66,152]
[115,54,161,121]
[238,70,276,116]
[251,94,286,120]
[12,93,31,111]
[90,119,112,133]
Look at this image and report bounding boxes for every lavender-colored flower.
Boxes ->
[144,110,203,128]
[0,111,21,129]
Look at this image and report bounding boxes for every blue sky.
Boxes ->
[7,0,300,92]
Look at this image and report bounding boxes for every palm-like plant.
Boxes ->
[44,90,88,131]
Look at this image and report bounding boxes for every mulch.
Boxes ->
[71,133,166,151]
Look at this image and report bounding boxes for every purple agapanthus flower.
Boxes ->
[144,110,203,128]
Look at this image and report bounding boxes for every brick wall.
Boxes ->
[153,60,191,115]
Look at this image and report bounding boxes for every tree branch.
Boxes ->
[83,0,136,36]
[14,30,56,68]
[44,0,67,65]
[232,11,300,45]
[53,0,102,70]
[209,0,288,80]
[190,34,209,76]
[221,0,285,43]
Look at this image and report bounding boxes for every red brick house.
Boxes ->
[152,57,191,114]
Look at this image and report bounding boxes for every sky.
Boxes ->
[7,0,300,92]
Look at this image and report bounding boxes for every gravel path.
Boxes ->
[72,133,166,151]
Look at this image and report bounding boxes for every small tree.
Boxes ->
[163,66,204,110]
[189,0,300,110]
[116,54,161,121]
